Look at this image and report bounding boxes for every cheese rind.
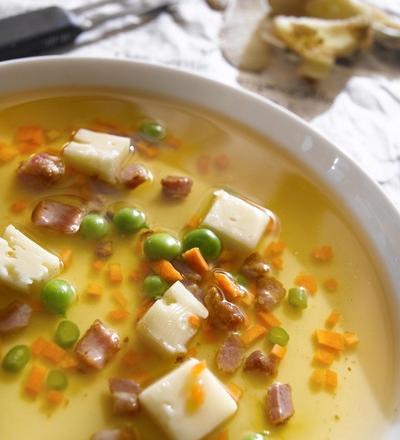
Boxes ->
[137,281,208,356]
[139,358,237,440]
[202,189,269,252]
[63,128,131,183]
[0,225,61,292]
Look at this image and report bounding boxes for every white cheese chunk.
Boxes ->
[139,358,237,440]
[0,225,61,292]
[63,128,131,183]
[202,189,269,252]
[137,281,208,356]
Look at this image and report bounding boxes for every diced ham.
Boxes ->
[17,153,65,189]
[109,378,141,415]
[216,333,245,373]
[75,320,120,370]
[267,382,294,425]
[241,252,270,279]
[95,240,114,259]
[256,276,286,311]
[204,286,245,331]
[91,427,135,440]
[244,350,277,376]
[161,175,193,199]
[0,300,32,333]
[119,163,150,190]
[31,200,83,234]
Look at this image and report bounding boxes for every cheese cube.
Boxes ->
[139,358,237,440]
[202,190,269,252]
[137,281,208,356]
[0,225,61,292]
[63,128,131,183]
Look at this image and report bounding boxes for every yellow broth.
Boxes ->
[0,91,395,440]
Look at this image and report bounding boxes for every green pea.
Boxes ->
[80,213,109,240]
[47,369,68,390]
[268,327,290,347]
[143,275,168,299]
[54,320,80,348]
[288,287,308,309]
[182,228,222,261]
[143,232,182,261]
[2,345,30,372]
[41,279,76,315]
[139,121,166,142]
[113,207,146,234]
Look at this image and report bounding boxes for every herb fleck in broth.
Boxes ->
[0,91,394,440]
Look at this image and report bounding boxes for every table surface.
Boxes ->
[2,0,400,207]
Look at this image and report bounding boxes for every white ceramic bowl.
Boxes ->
[0,56,399,437]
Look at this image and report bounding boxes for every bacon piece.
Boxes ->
[17,153,65,189]
[32,200,83,234]
[204,286,245,331]
[91,427,135,440]
[244,350,277,375]
[0,301,32,333]
[109,378,141,415]
[241,252,270,279]
[267,383,294,425]
[75,320,120,370]
[161,175,193,199]
[119,163,150,190]
[216,333,245,373]
[95,240,114,259]
[256,276,286,311]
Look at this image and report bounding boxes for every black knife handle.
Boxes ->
[0,6,84,61]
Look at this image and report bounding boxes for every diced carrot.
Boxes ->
[188,314,201,328]
[112,290,128,308]
[257,311,281,328]
[241,324,267,346]
[214,272,241,301]
[313,348,335,366]
[186,346,198,358]
[41,341,66,364]
[197,154,211,174]
[270,344,287,361]
[191,360,206,376]
[201,320,218,342]
[0,143,18,162]
[31,337,48,356]
[315,330,345,351]
[294,274,318,295]
[25,365,46,396]
[226,382,243,402]
[59,354,79,370]
[323,278,338,292]
[136,140,159,158]
[121,350,140,368]
[15,125,45,145]
[325,310,341,328]
[10,199,28,213]
[151,260,183,283]
[188,381,205,409]
[47,390,64,405]
[131,371,153,385]
[186,214,201,229]
[213,153,230,171]
[310,368,326,386]
[164,134,182,149]
[266,217,275,234]
[215,430,229,440]
[182,247,209,275]
[59,249,73,268]
[312,245,333,263]
[107,309,130,321]
[86,282,103,297]
[264,241,285,258]
[325,369,338,389]
[136,298,154,322]
[108,263,123,284]
[92,259,105,272]
[344,332,359,347]
[130,260,150,282]
[271,256,284,271]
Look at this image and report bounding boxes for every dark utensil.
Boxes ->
[0,1,175,61]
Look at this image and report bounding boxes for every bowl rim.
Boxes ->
[0,56,399,436]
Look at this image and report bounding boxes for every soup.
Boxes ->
[0,91,395,440]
